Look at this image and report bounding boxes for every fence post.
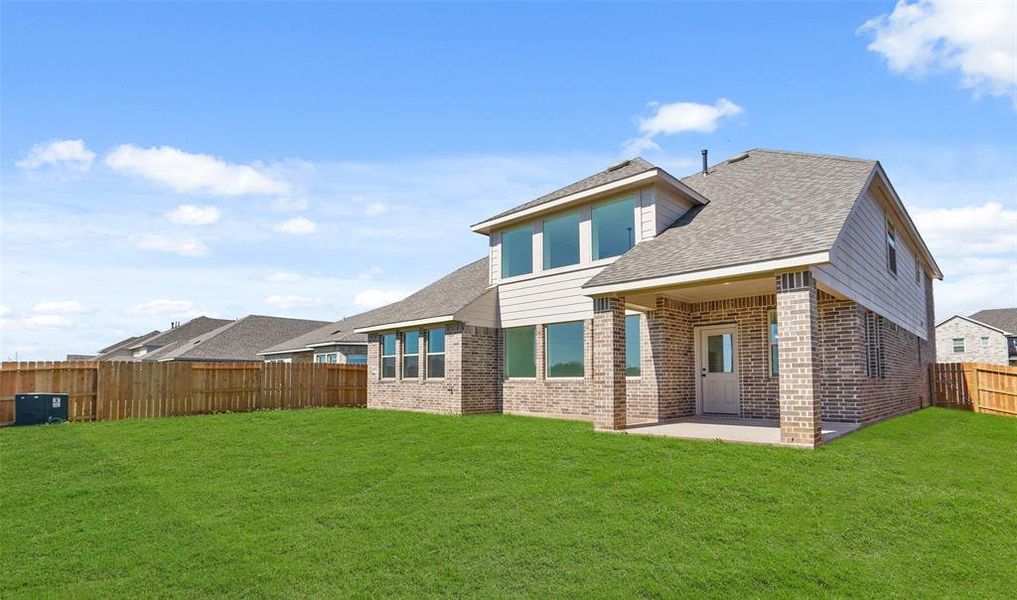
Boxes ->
[962,364,980,413]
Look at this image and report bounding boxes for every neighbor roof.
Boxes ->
[147,315,330,362]
[96,330,161,360]
[352,257,491,331]
[584,149,880,289]
[127,316,232,351]
[968,308,1017,335]
[258,311,382,356]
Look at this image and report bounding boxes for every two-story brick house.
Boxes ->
[354,149,942,447]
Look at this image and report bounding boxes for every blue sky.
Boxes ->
[1,1,1015,359]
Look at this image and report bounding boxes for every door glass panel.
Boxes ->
[707,334,733,373]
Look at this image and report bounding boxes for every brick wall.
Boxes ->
[367,323,465,415]
[592,297,626,430]
[818,297,865,422]
[461,325,501,414]
[775,271,823,447]
[861,311,928,422]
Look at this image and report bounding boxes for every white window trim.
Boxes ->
[952,338,966,353]
[381,334,397,379]
[425,328,446,380]
[402,331,421,380]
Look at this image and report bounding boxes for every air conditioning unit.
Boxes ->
[14,393,69,426]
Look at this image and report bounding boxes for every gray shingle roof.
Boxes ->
[258,311,385,355]
[127,316,232,351]
[96,330,161,361]
[148,315,330,362]
[968,308,1017,335]
[475,158,658,225]
[585,149,877,289]
[353,257,491,330]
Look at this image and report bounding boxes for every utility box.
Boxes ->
[14,393,69,426]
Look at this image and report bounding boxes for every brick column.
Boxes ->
[776,271,823,447]
[593,296,626,430]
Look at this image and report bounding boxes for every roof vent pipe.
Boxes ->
[701,149,708,175]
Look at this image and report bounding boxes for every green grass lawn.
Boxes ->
[2,407,1015,598]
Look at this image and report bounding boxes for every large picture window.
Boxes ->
[427,328,445,378]
[546,321,584,378]
[504,326,536,378]
[501,225,533,278]
[592,197,635,260]
[625,314,641,377]
[768,309,779,377]
[403,331,420,378]
[542,212,580,270]
[381,333,396,379]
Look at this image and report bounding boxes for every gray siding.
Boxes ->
[814,188,929,339]
[454,288,499,328]
[498,265,604,327]
[653,184,693,233]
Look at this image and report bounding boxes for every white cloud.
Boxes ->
[354,289,406,309]
[859,0,1017,107]
[273,216,317,235]
[623,98,744,155]
[165,204,221,225]
[265,272,303,283]
[270,197,309,212]
[912,202,1017,256]
[129,299,196,316]
[357,266,384,280]
[133,234,210,257]
[16,139,96,171]
[264,295,323,309]
[21,315,73,329]
[0,305,9,317]
[105,144,290,196]
[363,201,389,217]
[32,300,88,314]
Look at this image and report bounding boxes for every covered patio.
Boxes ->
[624,415,861,446]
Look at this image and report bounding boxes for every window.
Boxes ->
[865,312,884,379]
[953,338,966,353]
[546,321,584,377]
[768,309,779,377]
[980,336,990,347]
[501,224,533,278]
[315,352,338,364]
[504,326,536,378]
[347,354,367,366]
[543,212,580,270]
[592,197,635,260]
[707,334,734,373]
[403,331,420,378]
[886,219,897,275]
[426,328,445,378]
[381,333,396,378]
[625,314,641,377]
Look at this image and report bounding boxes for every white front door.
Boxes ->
[697,326,739,414]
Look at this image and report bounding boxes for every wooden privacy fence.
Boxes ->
[0,361,367,426]
[931,362,1017,417]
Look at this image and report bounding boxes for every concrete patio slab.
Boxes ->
[624,416,861,446]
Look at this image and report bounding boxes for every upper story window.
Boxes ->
[426,328,445,378]
[980,336,990,347]
[501,224,533,278]
[886,219,897,276]
[403,331,420,378]
[542,212,580,270]
[592,197,635,260]
[952,338,965,353]
[381,333,396,379]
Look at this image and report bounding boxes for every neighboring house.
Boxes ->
[353,149,942,447]
[66,354,97,361]
[143,315,330,362]
[95,330,161,361]
[936,308,1017,365]
[258,314,375,364]
[128,316,233,360]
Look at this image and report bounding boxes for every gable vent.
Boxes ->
[606,159,631,172]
